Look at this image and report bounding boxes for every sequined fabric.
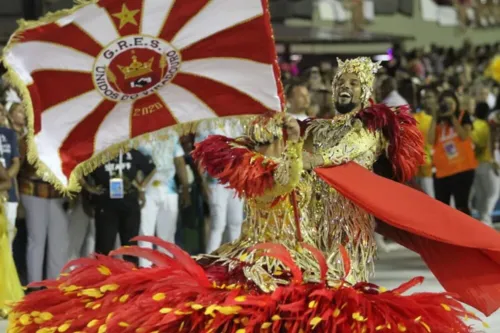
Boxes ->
[203,113,387,291]
[305,116,386,283]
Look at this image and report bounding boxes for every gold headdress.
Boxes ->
[332,57,382,105]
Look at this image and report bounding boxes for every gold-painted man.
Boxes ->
[196,57,423,290]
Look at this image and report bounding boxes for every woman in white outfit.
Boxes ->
[18,150,69,283]
[137,131,190,267]
[67,192,95,260]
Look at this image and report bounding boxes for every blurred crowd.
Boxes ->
[0,39,499,287]
[281,40,500,225]
[445,0,500,30]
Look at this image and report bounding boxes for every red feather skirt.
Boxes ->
[8,237,478,333]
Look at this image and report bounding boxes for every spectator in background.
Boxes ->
[0,104,20,244]
[179,134,208,255]
[0,162,23,319]
[453,0,471,31]
[489,96,500,170]
[195,120,244,254]
[307,67,332,118]
[307,104,321,118]
[460,93,476,116]
[471,102,499,226]
[408,49,426,81]
[378,76,409,107]
[0,104,7,127]
[472,0,489,27]
[414,86,439,197]
[476,85,497,110]
[18,138,69,284]
[421,46,434,77]
[84,149,153,265]
[429,44,445,76]
[398,78,418,110]
[345,0,364,32]
[67,189,95,260]
[319,61,334,87]
[8,103,27,139]
[137,131,191,267]
[428,90,478,215]
[285,81,311,121]
[307,67,326,92]
[5,99,28,285]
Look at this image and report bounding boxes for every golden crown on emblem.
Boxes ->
[118,51,154,79]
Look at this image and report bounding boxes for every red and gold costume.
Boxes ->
[7,58,500,333]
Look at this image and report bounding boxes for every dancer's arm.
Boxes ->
[192,115,304,200]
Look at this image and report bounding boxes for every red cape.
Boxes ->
[316,162,500,316]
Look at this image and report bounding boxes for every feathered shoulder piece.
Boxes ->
[355,102,425,182]
[192,135,278,198]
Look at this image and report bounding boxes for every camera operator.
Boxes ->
[428,90,478,215]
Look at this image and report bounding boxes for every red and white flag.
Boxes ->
[3,0,283,191]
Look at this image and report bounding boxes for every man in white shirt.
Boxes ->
[285,81,311,120]
[195,119,244,254]
[375,75,407,252]
[138,130,190,266]
[378,76,409,108]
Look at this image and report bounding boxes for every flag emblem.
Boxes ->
[93,36,181,101]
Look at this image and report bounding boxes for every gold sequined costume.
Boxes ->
[211,114,386,290]
[208,58,386,289]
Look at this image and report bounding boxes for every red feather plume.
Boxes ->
[9,238,480,333]
[338,244,352,279]
[300,242,328,283]
[132,235,210,286]
[249,243,303,283]
[356,103,425,182]
[192,135,278,198]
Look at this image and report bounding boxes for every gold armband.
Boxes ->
[320,144,353,167]
[247,114,283,144]
[319,128,382,167]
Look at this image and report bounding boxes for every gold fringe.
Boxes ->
[6,0,98,44]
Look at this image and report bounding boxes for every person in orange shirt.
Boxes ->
[414,86,438,197]
[428,90,478,215]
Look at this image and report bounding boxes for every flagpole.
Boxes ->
[283,126,303,243]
